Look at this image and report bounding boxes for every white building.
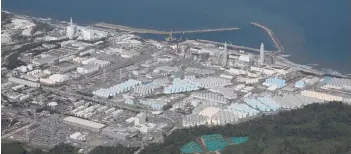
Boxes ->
[135,112,147,126]
[82,58,97,65]
[49,74,69,83]
[301,90,343,102]
[226,68,246,75]
[40,74,69,85]
[77,64,100,74]
[238,55,251,62]
[82,29,95,40]
[8,77,40,87]
[92,60,110,67]
[70,132,82,140]
[245,78,259,84]
[63,116,106,132]
[48,102,58,107]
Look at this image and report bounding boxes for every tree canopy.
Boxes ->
[140,102,351,154]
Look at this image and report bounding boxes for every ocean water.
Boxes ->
[3,0,350,73]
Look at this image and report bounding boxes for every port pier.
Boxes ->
[251,22,284,54]
[94,22,240,35]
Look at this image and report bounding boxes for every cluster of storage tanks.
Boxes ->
[182,94,298,127]
[208,110,242,125]
[263,77,286,88]
[191,92,229,104]
[244,97,281,112]
[322,77,351,91]
[182,106,245,127]
[132,83,161,96]
[182,114,209,127]
[227,103,259,117]
[93,79,142,98]
[209,87,237,99]
[185,76,231,88]
[164,78,200,94]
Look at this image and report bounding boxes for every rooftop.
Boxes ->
[63,116,106,129]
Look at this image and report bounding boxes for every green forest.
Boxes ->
[2,102,351,154]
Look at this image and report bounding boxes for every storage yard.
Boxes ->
[2,12,351,153]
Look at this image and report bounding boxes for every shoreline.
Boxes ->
[1,10,350,78]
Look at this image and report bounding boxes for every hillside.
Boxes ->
[141,102,351,154]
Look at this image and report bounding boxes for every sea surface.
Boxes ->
[3,0,350,73]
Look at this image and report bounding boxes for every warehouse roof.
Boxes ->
[63,116,106,129]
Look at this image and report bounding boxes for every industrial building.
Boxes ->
[135,112,147,125]
[301,90,343,102]
[272,94,323,109]
[209,87,237,99]
[40,74,69,84]
[101,126,131,141]
[69,132,86,141]
[135,123,156,134]
[8,77,40,87]
[32,55,58,66]
[154,66,179,73]
[185,67,215,75]
[63,116,106,132]
[77,64,100,74]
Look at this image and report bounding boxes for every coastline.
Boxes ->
[2,10,350,78]
[2,10,351,154]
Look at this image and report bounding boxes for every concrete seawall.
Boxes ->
[94,22,240,35]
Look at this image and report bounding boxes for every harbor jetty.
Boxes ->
[94,22,240,35]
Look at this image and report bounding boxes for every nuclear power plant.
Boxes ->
[2,12,351,154]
